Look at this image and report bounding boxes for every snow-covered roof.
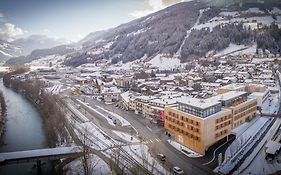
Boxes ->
[265,140,281,155]
[177,96,221,110]
[209,91,247,102]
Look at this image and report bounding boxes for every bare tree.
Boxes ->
[81,128,98,175]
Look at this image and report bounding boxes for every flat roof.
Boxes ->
[209,91,247,102]
[177,96,221,110]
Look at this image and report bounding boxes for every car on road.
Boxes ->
[113,119,117,125]
[173,166,184,175]
[157,153,166,161]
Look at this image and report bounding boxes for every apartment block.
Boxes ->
[164,91,257,155]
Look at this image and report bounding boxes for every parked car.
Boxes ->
[113,119,117,125]
[173,166,184,175]
[158,153,165,161]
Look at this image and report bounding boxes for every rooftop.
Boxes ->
[177,96,221,110]
[209,91,247,102]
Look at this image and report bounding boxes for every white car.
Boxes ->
[173,166,184,175]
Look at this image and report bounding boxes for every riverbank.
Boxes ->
[3,71,70,147]
[0,91,7,142]
[0,79,52,175]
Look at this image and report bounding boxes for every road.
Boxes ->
[73,95,214,175]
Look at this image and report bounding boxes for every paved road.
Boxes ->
[75,95,214,175]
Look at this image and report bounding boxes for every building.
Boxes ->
[115,76,133,88]
[164,91,257,155]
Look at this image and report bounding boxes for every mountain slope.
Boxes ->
[5,45,77,66]
[64,0,205,66]
[63,0,281,67]
[5,0,281,67]
[12,35,67,56]
[0,40,22,62]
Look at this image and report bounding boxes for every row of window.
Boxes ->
[216,120,231,130]
[215,114,232,124]
[168,124,200,141]
[234,113,255,127]
[167,112,200,126]
[234,102,257,115]
[177,103,221,118]
[234,106,256,121]
[215,129,228,138]
[166,116,200,133]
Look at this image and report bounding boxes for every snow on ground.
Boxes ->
[76,99,116,126]
[95,105,131,127]
[262,93,279,114]
[0,50,12,57]
[229,44,257,56]
[225,117,269,159]
[122,144,171,175]
[242,8,264,14]
[67,102,90,123]
[213,44,248,57]
[251,58,275,64]
[147,54,182,70]
[193,19,228,31]
[235,119,281,175]
[103,41,113,49]
[230,16,275,26]
[0,66,9,72]
[167,139,202,158]
[77,121,115,149]
[64,154,114,175]
[219,11,239,17]
[270,7,281,15]
[127,28,148,37]
[29,65,50,71]
[112,131,139,143]
[46,84,62,94]
[29,54,65,66]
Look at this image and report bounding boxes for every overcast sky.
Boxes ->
[0,0,185,42]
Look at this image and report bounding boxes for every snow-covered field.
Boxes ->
[213,44,248,57]
[251,58,275,64]
[0,66,9,72]
[121,144,171,175]
[64,154,114,175]
[147,54,183,70]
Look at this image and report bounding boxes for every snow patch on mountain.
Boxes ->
[0,50,12,57]
[214,44,248,57]
[147,54,182,70]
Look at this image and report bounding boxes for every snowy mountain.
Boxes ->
[5,44,77,66]
[63,0,281,67]
[0,35,68,63]
[13,35,68,56]
[0,40,22,62]
[5,0,281,67]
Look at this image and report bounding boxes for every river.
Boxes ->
[0,80,52,175]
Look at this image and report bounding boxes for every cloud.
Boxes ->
[0,23,26,42]
[130,0,186,18]
[0,13,3,18]
[43,28,51,34]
